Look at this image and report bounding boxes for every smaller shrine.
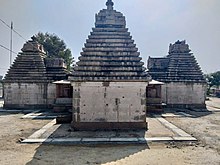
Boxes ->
[148,40,207,108]
[3,37,69,109]
[146,80,164,113]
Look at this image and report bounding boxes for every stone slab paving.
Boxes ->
[52,138,82,143]
[154,115,192,137]
[206,97,220,109]
[21,110,41,119]
[178,112,193,117]
[22,139,53,143]
[172,136,197,141]
[22,114,197,144]
[162,112,194,118]
[28,119,56,139]
[21,112,58,119]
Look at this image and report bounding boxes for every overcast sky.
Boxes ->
[0,0,219,76]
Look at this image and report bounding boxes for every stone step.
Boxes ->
[78,56,142,62]
[84,43,136,48]
[86,38,134,43]
[80,51,140,56]
[82,47,138,52]
[91,31,130,36]
[88,35,132,39]
[56,114,72,124]
[73,71,147,77]
[74,66,145,72]
[76,61,144,66]
[92,27,128,32]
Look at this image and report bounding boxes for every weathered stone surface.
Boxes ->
[161,82,207,108]
[21,36,46,53]
[3,83,56,109]
[71,81,148,130]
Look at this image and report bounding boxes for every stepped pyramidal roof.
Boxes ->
[148,40,206,83]
[69,0,150,81]
[4,37,68,83]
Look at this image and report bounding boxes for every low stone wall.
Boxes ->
[0,82,2,98]
[3,83,56,109]
[161,82,207,108]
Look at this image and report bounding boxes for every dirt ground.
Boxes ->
[0,98,220,165]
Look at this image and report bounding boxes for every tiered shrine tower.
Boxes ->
[148,40,207,108]
[3,37,68,109]
[69,0,151,130]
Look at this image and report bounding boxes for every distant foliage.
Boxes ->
[34,32,74,71]
[205,71,220,95]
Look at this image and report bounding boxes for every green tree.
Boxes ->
[206,71,220,95]
[34,32,74,71]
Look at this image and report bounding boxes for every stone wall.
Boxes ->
[0,82,2,98]
[3,83,56,109]
[71,81,148,130]
[161,82,207,108]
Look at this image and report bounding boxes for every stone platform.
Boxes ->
[22,113,197,144]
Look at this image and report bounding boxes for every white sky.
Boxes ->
[0,0,220,76]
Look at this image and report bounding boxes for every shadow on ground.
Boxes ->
[26,122,149,165]
[162,108,214,118]
[26,143,149,165]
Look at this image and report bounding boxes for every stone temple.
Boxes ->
[3,37,68,109]
[2,1,207,129]
[68,0,151,130]
[148,40,207,108]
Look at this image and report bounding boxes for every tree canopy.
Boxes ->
[206,71,220,87]
[205,71,220,95]
[34,32,74,71]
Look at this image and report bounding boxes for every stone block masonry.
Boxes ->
[71,82,148,130]
[161,82,207,109]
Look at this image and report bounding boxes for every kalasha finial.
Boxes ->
[31,35,37,42]
[106,0,114,10]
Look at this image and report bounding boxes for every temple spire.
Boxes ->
[106,0,114,10]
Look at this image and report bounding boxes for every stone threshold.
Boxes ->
[22,136,197,144]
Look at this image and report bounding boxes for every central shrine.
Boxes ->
[69,0,151,130]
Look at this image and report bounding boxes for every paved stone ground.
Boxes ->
[37,117,176,138]
[165,97,220,155]
[22,112,197,144]
[206,97,220,109]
